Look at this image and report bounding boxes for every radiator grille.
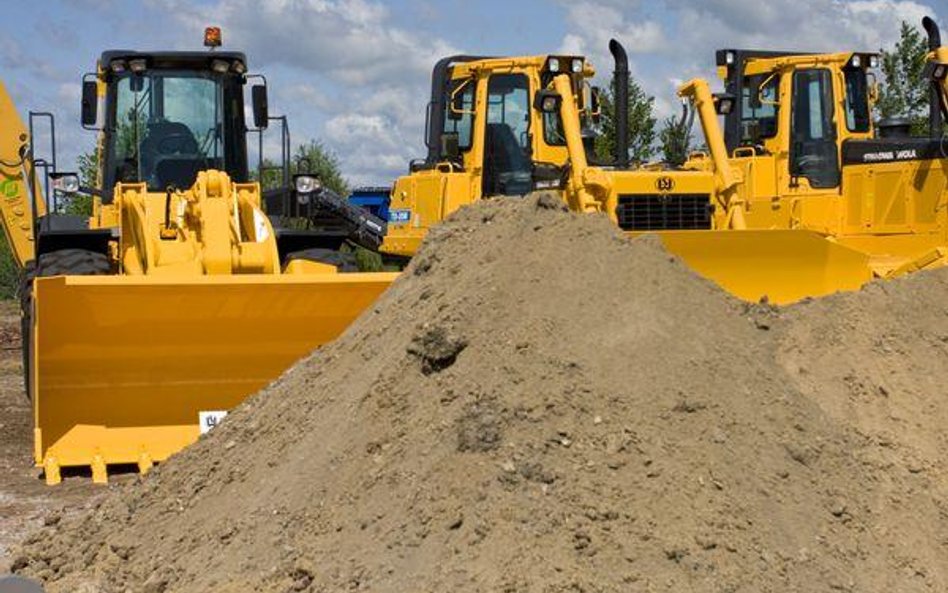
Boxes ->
[615,194,712,231]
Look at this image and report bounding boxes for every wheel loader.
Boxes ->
[0,28,397,484]
[382,17,948,304]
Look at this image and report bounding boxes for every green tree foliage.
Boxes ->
[659,115,691,167]
[258,140,348,196]
[877,21,931,134]
[595,76,657,164]
[0,234,18,300]
[63,149,99,216]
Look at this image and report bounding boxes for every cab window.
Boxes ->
[843,68,871,132]
[483,73,533,196]
[740,74,780,145]
[444,79,475,151]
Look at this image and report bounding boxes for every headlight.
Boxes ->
[571,58,583,73]
[51,173,80,193]
[868,55,879,69]
[110,60,127,74]
[850,54,861,68]
[211,59,230,74]
[548,57,560,73]
[294,175,321,194]
[128,59,147,73]
[725,51,735,65]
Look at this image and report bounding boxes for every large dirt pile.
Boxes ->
[12,194,948,592]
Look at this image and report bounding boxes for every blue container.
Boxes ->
[348,186,391,221]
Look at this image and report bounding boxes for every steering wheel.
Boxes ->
[156,132,199,155]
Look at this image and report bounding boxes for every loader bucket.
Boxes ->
[31,272,398,484]
[652,229,874,304]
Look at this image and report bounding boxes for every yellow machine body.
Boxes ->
[384,25,948,304]
[32,272,393,484]
[0,49,397,483]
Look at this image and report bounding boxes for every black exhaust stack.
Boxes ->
[609,39,629,169]
[922,16,943,137]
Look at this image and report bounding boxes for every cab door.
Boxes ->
[479,73,533,197]
[783,68,842,232]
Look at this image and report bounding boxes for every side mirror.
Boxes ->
[252,85,269,129]
[81,81,98,127]
[440,132,460,160]
[533,90,562,114]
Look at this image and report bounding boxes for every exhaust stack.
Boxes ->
[609,39,629,169]
[922,16,943,137]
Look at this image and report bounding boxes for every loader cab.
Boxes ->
[91,50,253,201]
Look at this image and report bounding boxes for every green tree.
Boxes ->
[62,149,98,216]
[659,115,690,167]
[258,140,348,196]
[595,76,657,165]
[877,21,931,134]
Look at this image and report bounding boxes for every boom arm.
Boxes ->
[0,81,44,268]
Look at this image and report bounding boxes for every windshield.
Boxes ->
[110,71,227,191]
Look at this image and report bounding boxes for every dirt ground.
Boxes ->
[13,195,948,592]
[0,302,107,569]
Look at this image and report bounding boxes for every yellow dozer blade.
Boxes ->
[653,229,874,304]
[31,272,397,484]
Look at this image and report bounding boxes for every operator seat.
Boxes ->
[140,121,202,189]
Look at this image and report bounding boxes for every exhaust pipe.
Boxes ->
[922,16,943,137]
[609,39,629,169]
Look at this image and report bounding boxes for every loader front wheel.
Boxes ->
[19,249,112,400]
[284,248,359,273]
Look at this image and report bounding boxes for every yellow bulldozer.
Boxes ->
[0,29,397,484]
[382,17,948,304]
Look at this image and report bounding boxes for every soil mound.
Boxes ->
[12,194,948,592]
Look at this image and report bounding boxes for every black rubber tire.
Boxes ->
[284,248,359,273]
[19,249,111,400]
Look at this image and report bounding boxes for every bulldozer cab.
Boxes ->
[92,51,255,198]
[715,50,880,193]
[382,54,598,256]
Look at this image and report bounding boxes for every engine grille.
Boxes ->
[615,193,713,231]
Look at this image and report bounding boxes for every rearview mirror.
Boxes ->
[80,81,98,128]
[252,85,269,129]
[440,132,459,160]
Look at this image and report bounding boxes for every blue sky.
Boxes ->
[2,0,944,186]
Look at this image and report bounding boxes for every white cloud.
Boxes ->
[154,0,459,185]
[557,0,945,120]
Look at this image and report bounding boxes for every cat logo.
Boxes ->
[655,176,675,192]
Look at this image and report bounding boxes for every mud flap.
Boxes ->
[31,272,397,482]
[652,230,874,304]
